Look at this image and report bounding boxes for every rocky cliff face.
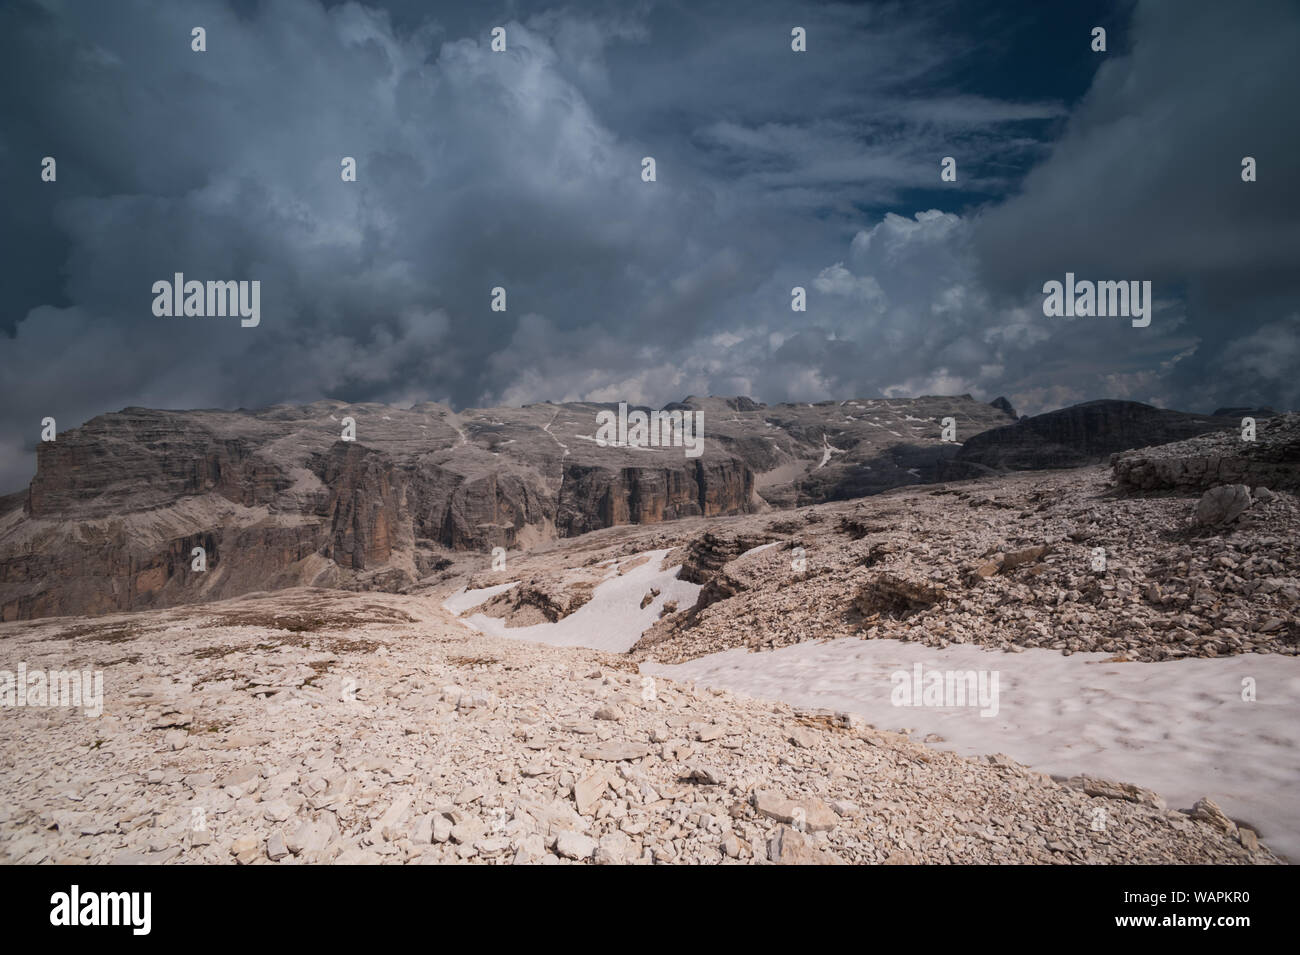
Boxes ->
[0,394,1012,620]
[942,400,1238,478]
[555,459,754,537]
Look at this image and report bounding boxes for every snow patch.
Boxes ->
[644,638,1300,860]
[442,581,519,615]
[448,549,701,654]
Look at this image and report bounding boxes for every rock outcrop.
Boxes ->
[1112,412,1300,493]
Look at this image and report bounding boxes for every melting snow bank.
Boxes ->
[643,638,1300,861]
[443,549,701,654]
[442,581,519,615]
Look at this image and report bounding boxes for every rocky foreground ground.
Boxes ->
[0,588,1277,865]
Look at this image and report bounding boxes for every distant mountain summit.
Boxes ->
[989,396,1018,419]
[942,400,1238,477]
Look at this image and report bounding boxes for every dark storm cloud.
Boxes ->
[973,0,1300,414]
[1,0,1296,492]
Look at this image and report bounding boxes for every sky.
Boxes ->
[1,0,1298,491]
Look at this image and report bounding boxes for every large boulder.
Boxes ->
[1194,485,1253,526]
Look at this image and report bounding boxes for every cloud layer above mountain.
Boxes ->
[1,0,1297,490]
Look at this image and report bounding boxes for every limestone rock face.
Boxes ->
[555,459,752,537]
[27,410,295,518]
[310,443,408,571]
[0,394,1012,620]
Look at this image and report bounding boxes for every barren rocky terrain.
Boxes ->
[1,403,1294,865]
[0,588,1275,865]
